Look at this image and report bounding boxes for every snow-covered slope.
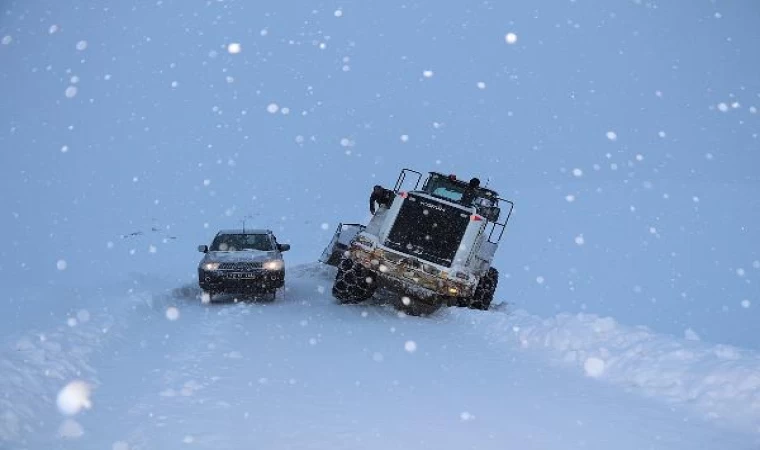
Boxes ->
[2,264,758,449]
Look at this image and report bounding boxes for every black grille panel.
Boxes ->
[385,194,469,267]
[219,262,263,271]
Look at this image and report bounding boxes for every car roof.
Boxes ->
[427,171,500,197]
[216,229,272,235]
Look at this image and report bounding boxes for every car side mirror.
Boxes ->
[198,245,208,253]
[278,244,291,252]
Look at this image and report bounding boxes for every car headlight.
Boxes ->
[203,262,220,271]
[263,260,284,270]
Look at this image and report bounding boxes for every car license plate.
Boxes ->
[226,272,256,279]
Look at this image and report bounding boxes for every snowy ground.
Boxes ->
[2,263,758,450]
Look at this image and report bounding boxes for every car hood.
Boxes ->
[202,251,278,263]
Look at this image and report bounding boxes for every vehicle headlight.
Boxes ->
[263,260,284,271]
[203,262,220,271]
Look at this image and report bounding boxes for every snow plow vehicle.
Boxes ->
[321,169,514,315]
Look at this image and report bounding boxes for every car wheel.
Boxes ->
[332,257,375,304]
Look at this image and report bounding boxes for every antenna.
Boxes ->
[241,214,255,233]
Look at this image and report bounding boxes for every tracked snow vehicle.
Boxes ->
[321,169,514,315]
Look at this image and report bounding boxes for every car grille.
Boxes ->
[386,193,469,267]
[219,262,263,271]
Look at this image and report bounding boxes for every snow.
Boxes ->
[1,267,758,448]
[165,306,180,320]
[76,310,90,323]
[584,357,606,378]
[58,419,84,439]
[2,0,759,447]
[56,381,93,415]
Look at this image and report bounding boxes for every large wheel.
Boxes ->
[332,257,377,304]
[470,267,499,310]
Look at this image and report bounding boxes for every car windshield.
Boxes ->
[421,174,499,210]
[423,175,465,201]
[210,234,273,252]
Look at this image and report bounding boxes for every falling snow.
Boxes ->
[584,357,606,378]
[1,2,758,448]
[165,307,180,322]
[57,381,92,415]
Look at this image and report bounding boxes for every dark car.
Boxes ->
[197,229,290,302]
